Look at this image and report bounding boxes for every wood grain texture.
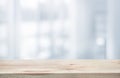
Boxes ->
[0,74,120,78]
[0,60,120,78]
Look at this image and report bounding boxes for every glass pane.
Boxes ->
[0,25,7,39]
[0,0,8,58]
[19,38,37,59]
[19,22,38,36]
[1,0,120,59]
[0,44,8,58]
[16,0,107,59]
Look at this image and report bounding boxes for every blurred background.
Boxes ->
[0,0,120,59]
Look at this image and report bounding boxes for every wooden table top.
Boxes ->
[0,60,120,74]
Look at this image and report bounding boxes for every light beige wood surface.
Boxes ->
[0,60,120,78]
[0,60,120,74]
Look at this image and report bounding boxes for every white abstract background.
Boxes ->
[0,0,119,59]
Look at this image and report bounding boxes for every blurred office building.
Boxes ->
[0,0,120,59]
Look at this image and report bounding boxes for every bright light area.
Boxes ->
[54,38,63,47]
[53,20,63,33]
[0,25,7,39]
[0,44,8,57]
[64,0,73,5]
[39,37,51,48]
[0,0,7,6]
[39,0,48,4]
[96,37,105,46]
[20,0,38,9]
[20,22,37,36]
[37,50,50,59]
[53,0,63,6]
[40,22,50,34]
[19,38,37,59]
